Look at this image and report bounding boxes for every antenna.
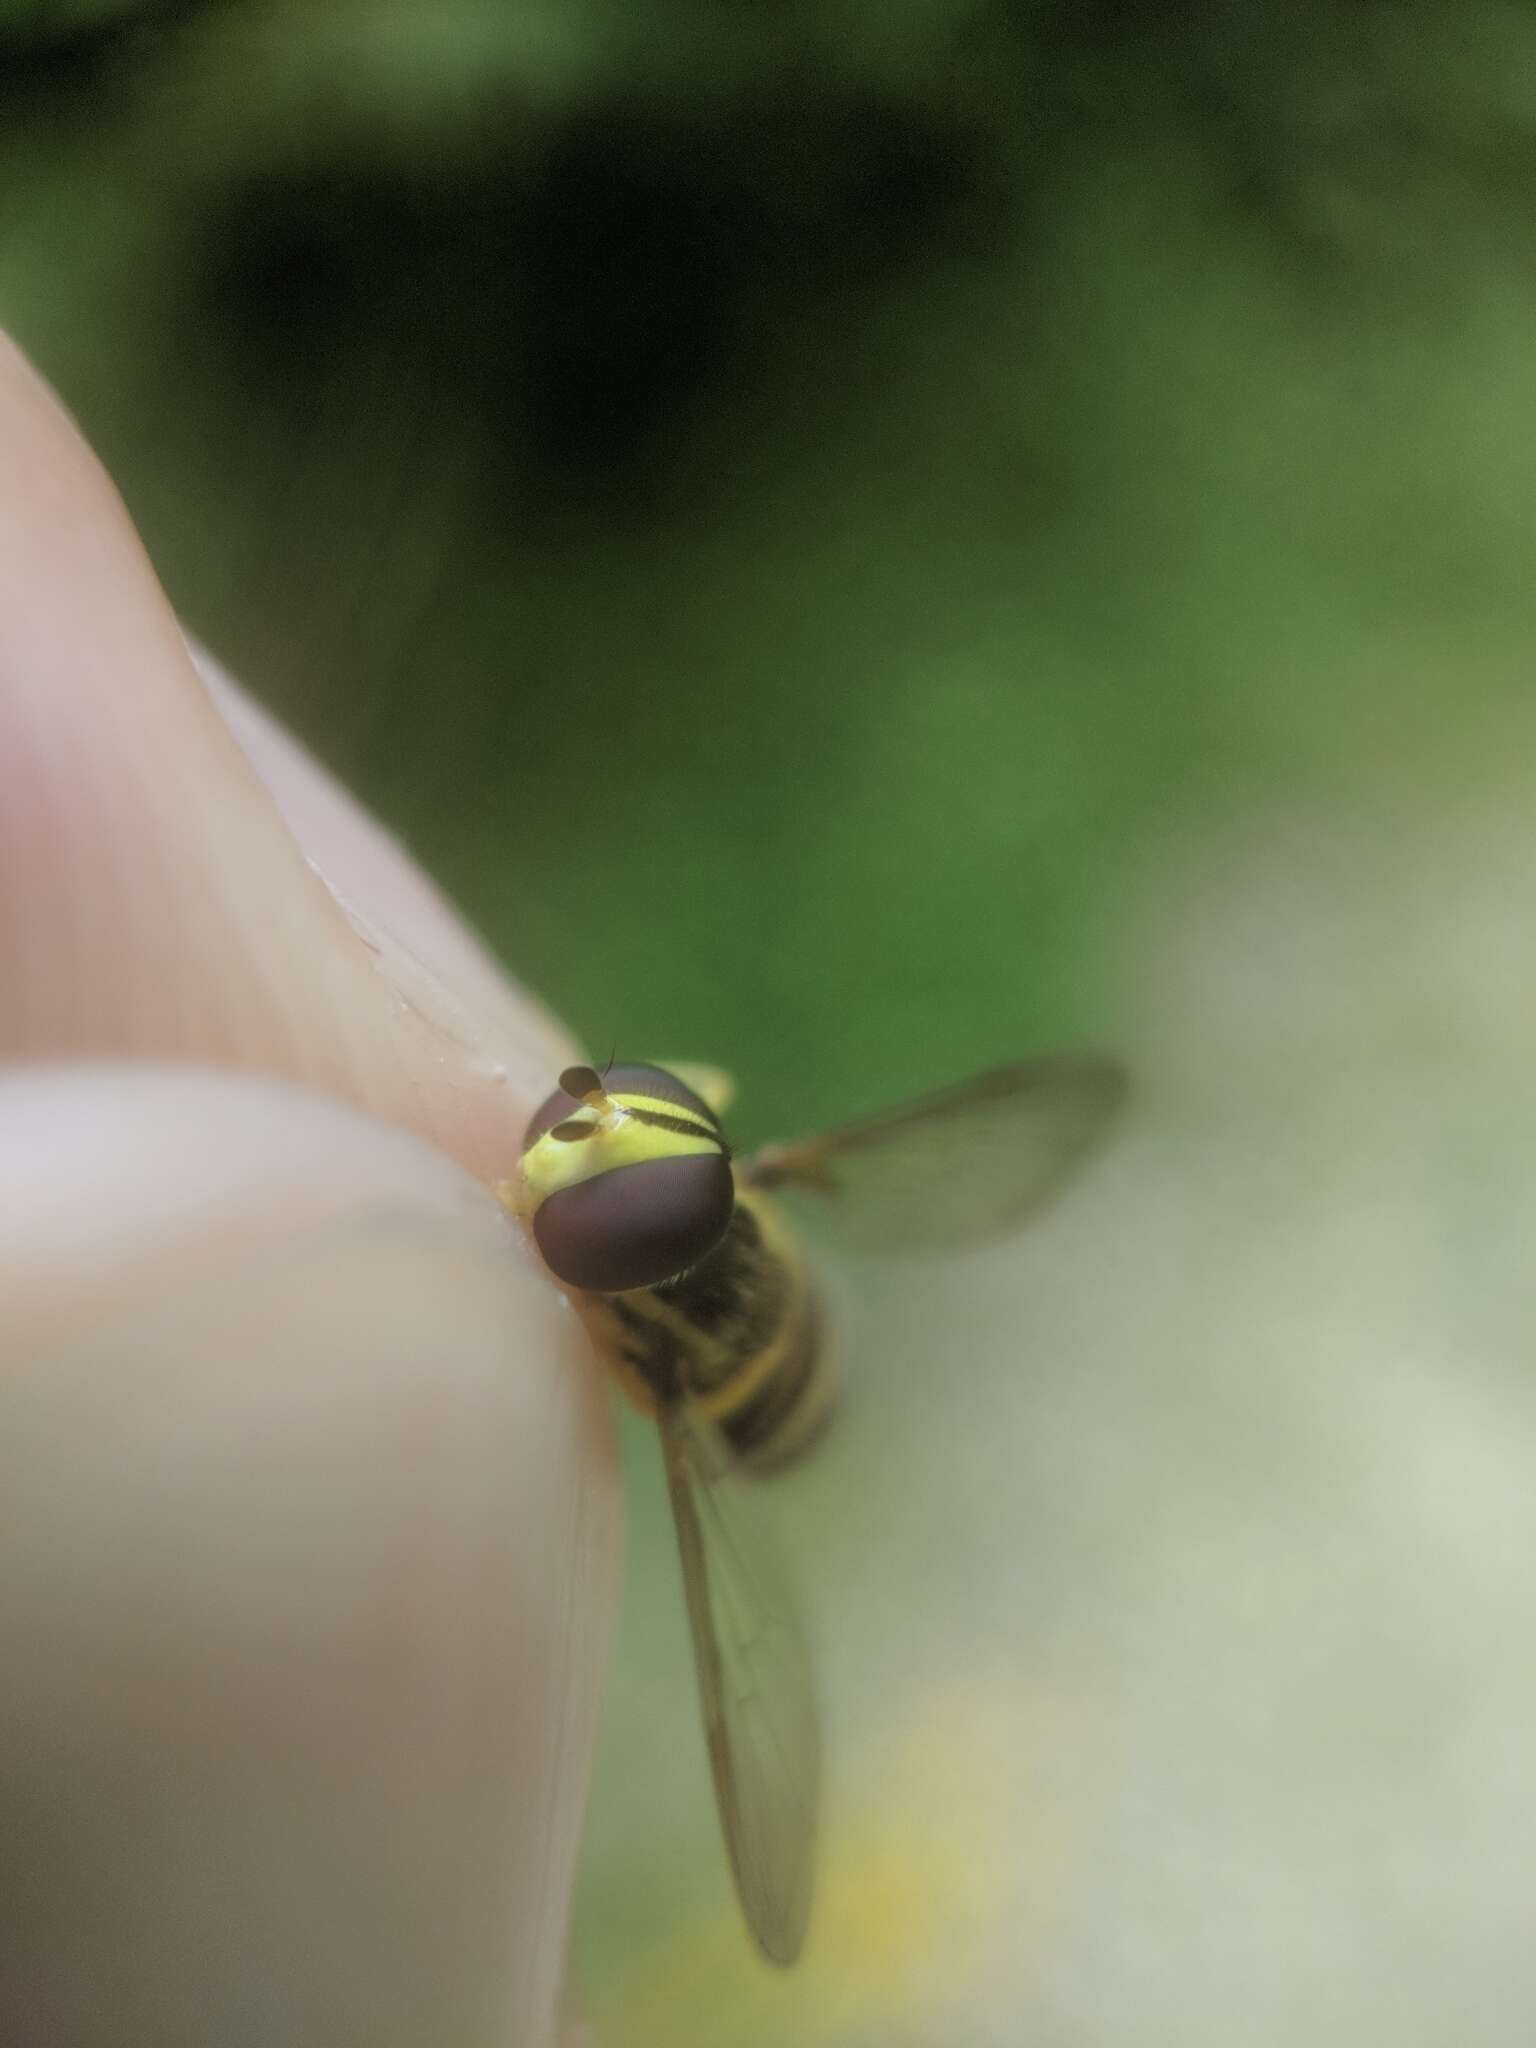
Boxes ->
[559,1065,615,1113]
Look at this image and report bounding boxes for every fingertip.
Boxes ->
[196,649,570,1082]
[0,1065,620,2047]
[0,336,572,1182]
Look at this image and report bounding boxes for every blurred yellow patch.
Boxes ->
[589,1677,1046,2048]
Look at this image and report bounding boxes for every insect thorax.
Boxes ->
[579,1191,832,1469]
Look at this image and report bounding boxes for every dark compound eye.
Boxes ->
[533,1151,734,1291]
[522,1060,734,1291]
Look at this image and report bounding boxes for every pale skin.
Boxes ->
[0,335,619,2046]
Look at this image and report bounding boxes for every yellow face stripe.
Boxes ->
[518,1090,723,1215]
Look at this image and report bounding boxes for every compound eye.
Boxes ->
[521,1060,734,1291]
[533,1151,734,1291]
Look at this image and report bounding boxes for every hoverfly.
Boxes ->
[501,1052,1125,1965]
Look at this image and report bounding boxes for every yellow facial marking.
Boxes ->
[515,1091,723,1218]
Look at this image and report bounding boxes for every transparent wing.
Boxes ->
[744,1054,1126,1254]
[658,1407,819,1966]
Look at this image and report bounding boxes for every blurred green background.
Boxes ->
[9,3,1536,2042]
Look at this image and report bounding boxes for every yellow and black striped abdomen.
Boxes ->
[581,1188,835,1473]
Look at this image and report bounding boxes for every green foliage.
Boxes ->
[7,2,1536,1129]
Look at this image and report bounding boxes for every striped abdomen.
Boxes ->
[582,1188,835,1472]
